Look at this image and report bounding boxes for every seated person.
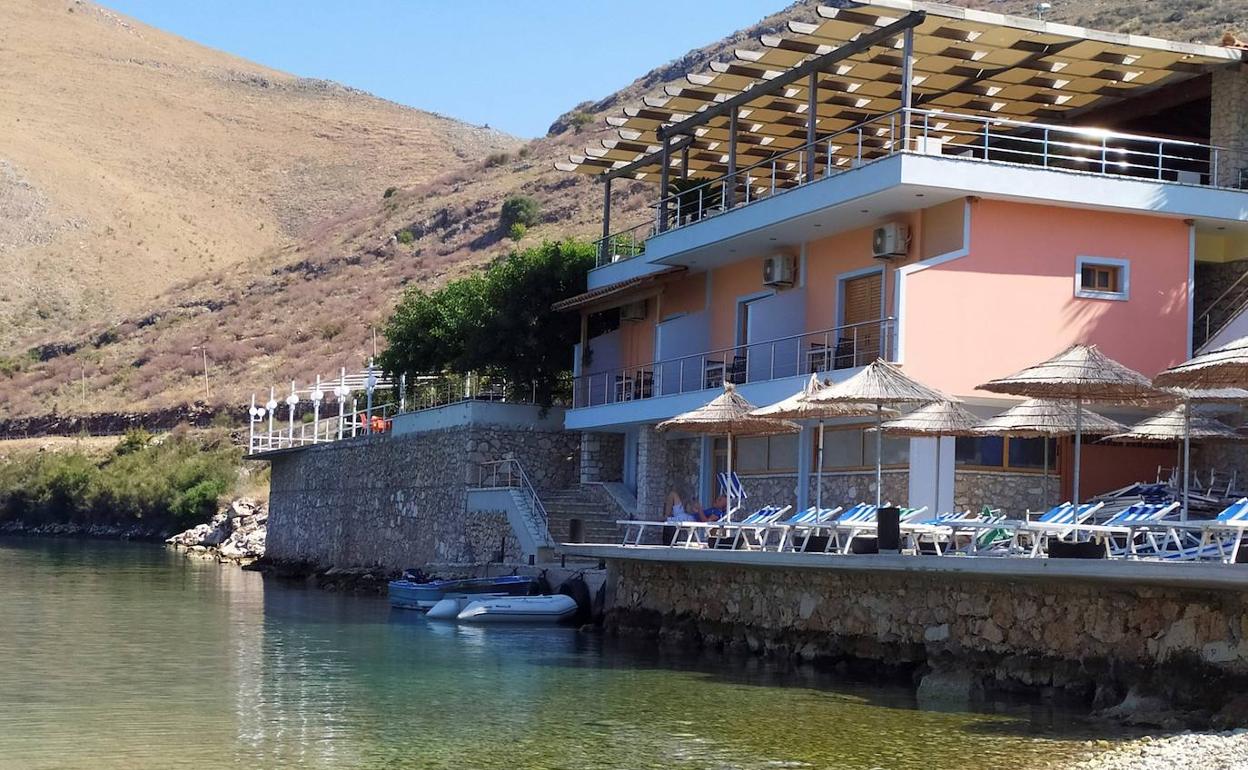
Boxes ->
[665,491,695,522]
[701,495,728,521]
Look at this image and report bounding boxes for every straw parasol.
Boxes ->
[973,399,1125,509]
[881,401,982,513]
[978,344,1162,504]
[1154,388,1248,519]
[656,384,799,516]
[809,359,947,506]
[1154,336,1248,390]
[751,374,896,511]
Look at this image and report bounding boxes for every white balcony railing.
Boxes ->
[572,318,895,409]
[594,107,1230,258]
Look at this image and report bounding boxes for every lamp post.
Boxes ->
[334,368,349,440]
[311,375,324,443]
[285,381,298,445]
[365,358,377,434]
[266,387,278,450]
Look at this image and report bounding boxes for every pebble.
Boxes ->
[1062,730,1248,770]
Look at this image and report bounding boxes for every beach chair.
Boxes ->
[1069,501,1180,559]
[820,503,879,553]
[900,510,988,555]
[717,471,748,514]
[1014,502,1104,557]
[766,506,843,552]
[830,505,930,554]
[1147,498,1248,563]
[671,505,788,549]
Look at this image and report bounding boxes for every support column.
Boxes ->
[806,71,818,179]
[1211,65,1248,187]
[727,106,738,209]
[636,425,672,519]
[600,176,612,262]
[900,27,915,149]
[658,137,671,232]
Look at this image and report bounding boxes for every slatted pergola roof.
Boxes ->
[557,0,1240,184]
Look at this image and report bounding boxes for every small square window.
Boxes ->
[1075,258,1129,301]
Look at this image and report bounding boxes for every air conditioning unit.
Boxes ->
[620,300,647,322]
[872,223,910,259]
[762,253,796,288]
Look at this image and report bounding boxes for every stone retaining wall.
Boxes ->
[954,470,1060,515]
[266,424,579,569]
[606,559,1248,714]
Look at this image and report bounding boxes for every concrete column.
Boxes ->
[796,425,813,513]
[1211,66,1248,187]
[636,425,672,520]
[908,436,954,515]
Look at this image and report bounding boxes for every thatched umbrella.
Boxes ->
[973,399,1125,509]
[809,359,946,506]
[978,344,1162,504]
[1154,337,1248,390]
[1106,403,1247,519]
[881,401,981,513]
[751,374,896,511]
[656,384,799,516]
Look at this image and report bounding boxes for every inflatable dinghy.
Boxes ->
[456,594,579,624]
[425,593,510,620]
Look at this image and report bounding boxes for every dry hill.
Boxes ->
[0,0,1243,420]
[0,0,515,346]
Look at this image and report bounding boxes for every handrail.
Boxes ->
[573,317,896,409]
[594,221,651,268]
[473,458,553,547]
[1195,269,1248,347]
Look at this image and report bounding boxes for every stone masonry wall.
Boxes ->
[954,471,1060,516]
[266,424,579,570]
[635,426,669,520]
[607,560,1248,711]
[1212,66,1248,188]
[580,431,624,484]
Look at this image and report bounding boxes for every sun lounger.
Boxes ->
[901,510,995,555]
[830,505,928,554]
[672,505,790,549]
[950,502,1103,557]
[1145,497,1248,563]
[815,503,878,553]
[1068,501,1180,558]
[765,506,843,552]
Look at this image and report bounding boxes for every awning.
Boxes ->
[552,266,686,312]
[557,0,1240,181]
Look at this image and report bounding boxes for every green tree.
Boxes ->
[379,240,594,405]
[500,195,540,230]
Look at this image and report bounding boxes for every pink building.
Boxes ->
[555,0,1248,519]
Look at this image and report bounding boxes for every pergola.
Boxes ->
[557,0,1240,241]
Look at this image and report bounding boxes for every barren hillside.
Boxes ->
[0,0,1242,420]
[0,0,515,345]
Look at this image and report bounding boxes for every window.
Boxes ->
[716,434,798,474]
[955,436,1057,471]
[819,427,909,470]
[1075,257,1129,301]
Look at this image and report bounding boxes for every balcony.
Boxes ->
[593,107,1232,271]
[572,318,895,411]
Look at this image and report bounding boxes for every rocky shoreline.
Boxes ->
[0,519,171,541]
[166,498,267,564]
[1061,730,1248,769]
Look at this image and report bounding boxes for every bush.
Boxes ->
[569,112,594,134]
[383,186,398,198]
[500,195,540,230]
[484,152,511,168]
[396,229,415,245]
[508,222,527,242]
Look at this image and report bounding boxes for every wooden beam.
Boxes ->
[657,12,925,141]
[600,134,694,181]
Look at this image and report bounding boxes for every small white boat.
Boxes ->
[456,594,580,624]
[425,593,511,620]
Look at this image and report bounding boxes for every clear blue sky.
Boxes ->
[99,1,783,138]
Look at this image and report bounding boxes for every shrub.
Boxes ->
[569,112,594,134]
[508,222,527,242]
[500,195,540,230]
[396,229,415,245]
[484,152,511,168]
[383,186,398,198]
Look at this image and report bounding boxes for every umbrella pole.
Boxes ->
[727,432,735,519]
[934,433,941,514]
[1043,438,1050,509]
[1183,402,1191,522]
[816,420,825,512]
[875,403,883,508]
[1073,402,1083,506]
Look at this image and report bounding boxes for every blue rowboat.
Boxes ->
[387,575,536,611]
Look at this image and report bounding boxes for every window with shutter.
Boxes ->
[837,271,882,367]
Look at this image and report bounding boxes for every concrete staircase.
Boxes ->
[541,486,625,545]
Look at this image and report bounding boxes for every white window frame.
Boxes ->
[1074,256,1130,302]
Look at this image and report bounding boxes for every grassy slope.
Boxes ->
[0,0,516,345]
[0,0,1241,418]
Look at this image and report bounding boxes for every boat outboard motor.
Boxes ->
[401,568,430,583]
[556,575,593,625]
[533,570,553,597]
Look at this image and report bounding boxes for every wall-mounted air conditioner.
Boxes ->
[763,253,796,288]
[620,300,647,322]
[872,223,910,259]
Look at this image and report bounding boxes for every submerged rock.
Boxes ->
[166,498,267,565]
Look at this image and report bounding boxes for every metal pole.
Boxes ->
[727,105,738,208]
[248,394,256,452]
[875,403,883,507]
[201,349,210,400]
[901,27,914,148]
[816,420,825,511]
[933,434,941,514]
[1182,401,1192,521]
[365,357,375,435]
[601,176,612,263]
[658,136,671,232]
[806,71,818,179]
[1073,402,1083,506]
[1043,438,1050,509]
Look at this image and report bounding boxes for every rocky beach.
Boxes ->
[166,497,267,564]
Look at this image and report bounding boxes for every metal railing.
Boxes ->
[248,402,398,454]
[573,317,895,409]
[1195,269,1248,350]
[472,458,553,546]
[595,221,651,268]
[643,107,1229,235]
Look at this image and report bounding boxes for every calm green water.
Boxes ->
[0,538,1105,770]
